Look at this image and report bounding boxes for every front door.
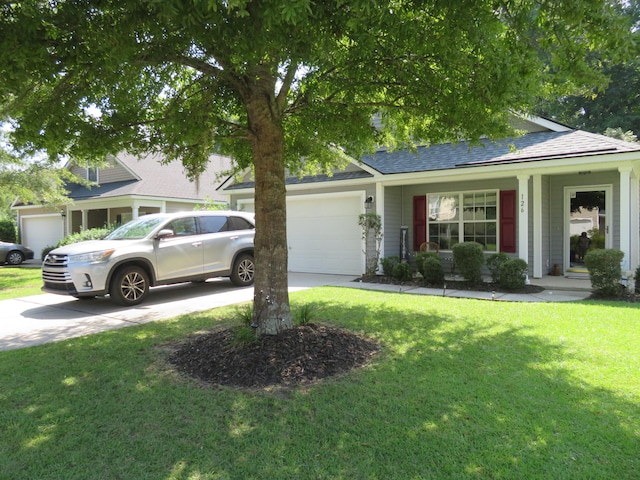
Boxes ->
[564,186,612,273]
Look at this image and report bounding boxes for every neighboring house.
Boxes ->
[221,116,640,281]
[13,152,231,259]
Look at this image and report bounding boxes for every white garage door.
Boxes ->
[287,195,363,275]
[22,215,64,260]
[241,194,364,275]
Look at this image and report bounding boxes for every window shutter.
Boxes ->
[500,190,516,253]
[413,195,427,251]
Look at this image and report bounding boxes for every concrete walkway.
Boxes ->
[0,272,592,352]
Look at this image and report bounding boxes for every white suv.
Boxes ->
[42,211,255,306]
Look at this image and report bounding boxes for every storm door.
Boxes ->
[564,186,612,273]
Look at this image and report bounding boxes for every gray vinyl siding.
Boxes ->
[383,186,402,258]
[97,160,136,183]
[69,158,135,183]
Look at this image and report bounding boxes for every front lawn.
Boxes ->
[1,288,638,479]
[0,266,42,300]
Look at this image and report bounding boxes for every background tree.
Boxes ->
[537,2,640,135]
[0,131,82,217]
[0,0,634,335]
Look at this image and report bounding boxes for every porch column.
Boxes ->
[532,174,542,278]
[81,209,88,230]
[630,170,639,271]
[619,167,632,271]
[376,183,384,274]
[517,175,530,268]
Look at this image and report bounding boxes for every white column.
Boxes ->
[81,209,88,230]
[376,183,384,266]
[630,171,639,271]
[532,174,542,278]
[517,175,530,267]
[619,167,632,271]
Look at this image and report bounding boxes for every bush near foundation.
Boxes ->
[487,253,510,283]
[417,252,444,286]
[381,256,400,277]
[392,262,413,282]
[584,249,624,297]
[452,242,484,285]
[497,258,528,291]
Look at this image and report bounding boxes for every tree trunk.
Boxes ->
[246,93,292,335]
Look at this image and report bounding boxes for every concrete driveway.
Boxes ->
[0,273,355,351]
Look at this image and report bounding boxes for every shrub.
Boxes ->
[636,264,640,294]
[0,218,17,243]
[421,256,444,286]
[415,251,438,274]
[487,253,510,283]
[452,242,484,285]
[41,245,56,260]
[392,262,413,282]
[381,256,400,277]
[497,258,528,290]
[584,249,624,297]
[55,226,114,247]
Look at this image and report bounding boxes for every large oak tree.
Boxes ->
[0,0,634,334]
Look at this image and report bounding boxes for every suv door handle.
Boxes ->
[230,236,239,240]
[191,241,202,247]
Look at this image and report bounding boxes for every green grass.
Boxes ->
[1,287,638,479]
[0,267,42,300]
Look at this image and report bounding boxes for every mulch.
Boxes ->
[356,275,546,294]
[168,323,380,389]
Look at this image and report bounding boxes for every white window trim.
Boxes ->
[426,189,500,252]
[87,167,99,183]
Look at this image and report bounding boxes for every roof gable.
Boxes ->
[68,152,232,201]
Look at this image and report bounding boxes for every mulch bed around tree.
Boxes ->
[168,323,381,389]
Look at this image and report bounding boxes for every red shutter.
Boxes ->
[413,195,427,251]
[500,190,516,253]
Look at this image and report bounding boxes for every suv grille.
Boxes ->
[42,254,73,284]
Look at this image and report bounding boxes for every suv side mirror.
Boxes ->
[155,229,174,239]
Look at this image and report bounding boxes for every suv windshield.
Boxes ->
[105,216,167,240]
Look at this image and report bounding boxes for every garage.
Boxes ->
[287,194,364,275]
[21,215,64,260]
[241,193,365,275]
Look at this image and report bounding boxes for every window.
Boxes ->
[199,216,229,234]
[87,167,98,182]
[166,217,197,237]
[228,216,254,231]
[428,191,498,251]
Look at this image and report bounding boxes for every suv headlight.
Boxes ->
[67,249,115,264]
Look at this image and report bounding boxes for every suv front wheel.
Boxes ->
[230,254,255,286]
[110,265,150,306]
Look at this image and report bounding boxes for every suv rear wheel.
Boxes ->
[110,266,149,306]
[230,254,255,286]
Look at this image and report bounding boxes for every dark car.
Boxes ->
[0,241,35,265]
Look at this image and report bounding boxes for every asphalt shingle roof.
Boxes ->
[360,130,640,174]
[67,152,231,201]
[224,170,374,190]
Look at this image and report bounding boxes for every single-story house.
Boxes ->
[13,152,231,259]
[221,116,640,282]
